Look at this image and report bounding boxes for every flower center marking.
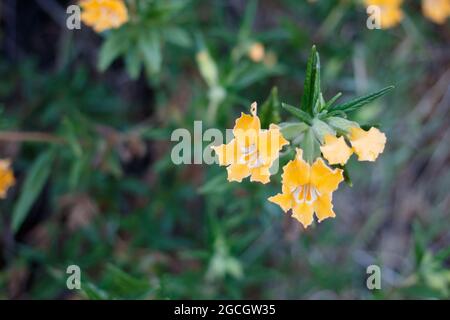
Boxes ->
[292,184,320,204]
[240,143,264,168]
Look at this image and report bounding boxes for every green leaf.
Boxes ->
[282,103,312,125]
[233,65,283,89]
[311,118,335,143]
[322,92,342,111]
[301,45,321,115]
[139,31,162,75]
[342,165,352,187]
[329,86,394,113]
[239,0,258,41]
[163,27,192,48]
[12,150,55,233]
[98,32,128,72]
[104,264,152,298]
[82,282,109,300]
[198,172,229,194]
[325,116,359,134]
[260,86,281,128]
[125,48,142,80]
[279,122,309,140]
[300,127,320,164]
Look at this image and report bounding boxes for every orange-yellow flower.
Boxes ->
[269,149,343,228]
[349,127,386,162]
[320,135,352,165]
[365,0,404,29]
[212,102,289,184]
[248,43,265,63]
[320,127,386,165]
[0,159,15,199]
[422,0,450,24]
[80,0,128,33]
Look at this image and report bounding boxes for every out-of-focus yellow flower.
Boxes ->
[349,127,386,162]
[320,134,352,166]
[365,0,404,29]
[269,149,343,228]
[422,0,450,24]
[80,0,128,33]
[212,102,289,184]
[248,43,265,63]
[0,159,15,199]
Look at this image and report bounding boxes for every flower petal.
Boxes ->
[320,134,353,165]
[212,140,238,166]
[257,124,289,164]
[349,127,386,162]
[268,193,292,212]
[0,159,15,199]
[310,158,343,194]
[292,202,314,228]
[314,193,336,222]
[233,112,260,137]
[282,148,310,190]
[226,163,251,182]
[250,165,271,184]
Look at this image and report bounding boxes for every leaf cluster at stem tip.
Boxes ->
[282,45,394,122]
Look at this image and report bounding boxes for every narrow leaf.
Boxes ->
[12,150,55,233]
[139,31,162,75]
[329,86,394,113]
[98,32,127,72]
[301,46,320,115]
[260,86,281,128]
[282,103,312,125]
[322,92,342,111]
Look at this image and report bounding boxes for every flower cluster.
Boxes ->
[320,126,386,165]
[365,0,450,28]
[80,0,129,33]
[0,159,15,199]
[213,47,391,228]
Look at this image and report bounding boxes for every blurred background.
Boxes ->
[0,0,449,299]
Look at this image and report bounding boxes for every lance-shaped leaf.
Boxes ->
[282,103,313,125]
[301,45,321,115]
[329,86,394,114]
[98,30,128,72]
[12,150,55,233]
[279,122,309,140]
[260,86,281,128]
[322,92,342,111]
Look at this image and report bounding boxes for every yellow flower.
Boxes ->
[0,159,15,199]
[349,127,386,162]
[320,127,386,165]
[422,0,450,24]
[269,149,343,228]
[80,0,128,33]
[212,102,289,184]
[248,43,265,63]
[320,134,352,165]
[365,0,404,29]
